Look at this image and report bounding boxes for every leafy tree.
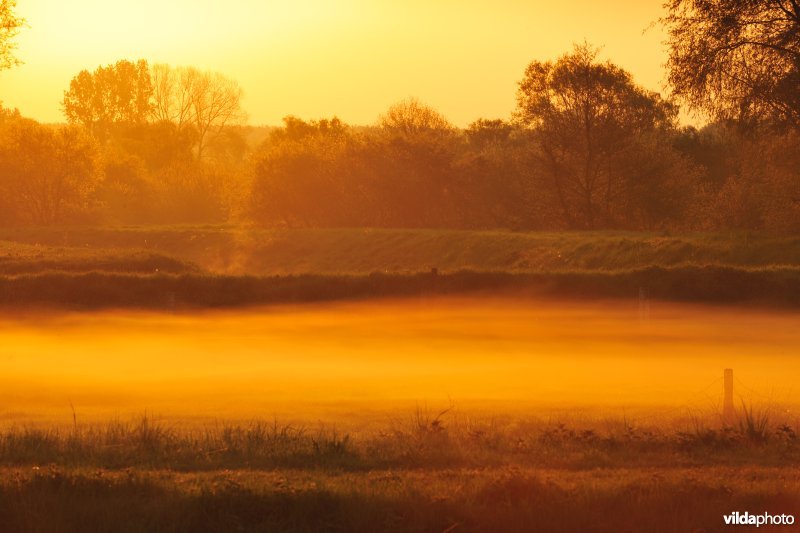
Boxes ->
[96,147,155,224]
[459,120,540,229]
[372,99,464,226]
[271,115,348,143]
[62,59,153,137]
[516,44,679,229]
[465,119,516,149]
[250,116,356,227]
[154,159,231,224]
[109,121,194,172]
[0,102,19,123]
[663,0,800,127]
[686,125,800,232]
[378,97,453,138]
[0,0,23,71]
[0,118,99,224]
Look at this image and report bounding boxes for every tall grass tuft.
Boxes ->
[738,401,771,444]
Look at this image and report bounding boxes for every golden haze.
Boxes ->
[2,0,666,126]
[1,298,796,428]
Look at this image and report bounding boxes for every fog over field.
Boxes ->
[1,297,795,428]
[3,0,800,529]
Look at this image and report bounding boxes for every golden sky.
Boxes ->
[1,0,667,126]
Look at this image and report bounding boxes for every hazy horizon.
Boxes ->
[1,0,669,127]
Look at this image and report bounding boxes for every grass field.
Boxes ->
[6,464,798,532]
[0,241,198,276]
[3,226,800,275]
[0,410,797,532]
[3,226,800,309]
[1,227,799,531]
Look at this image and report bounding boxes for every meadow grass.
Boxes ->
[2,228,799,530]
[0,408,797,472]
[0,240,198,275]
[3,226,800,275]
[0,410,797,532]
[2,465,798,532]
[4,227,800,308]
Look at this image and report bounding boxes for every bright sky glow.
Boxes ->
[1,0,667,126]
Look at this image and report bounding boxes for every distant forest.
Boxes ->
[1,1,799,232]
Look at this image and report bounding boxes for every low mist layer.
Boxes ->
[1,297,796,427]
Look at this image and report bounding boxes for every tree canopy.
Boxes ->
[663,0,800,127]
[378,98,453,138]
[516,44,681,229]
[62,60,154,137]
[0,0,23,71]
[0,118,99,224]
[151,64,245,159]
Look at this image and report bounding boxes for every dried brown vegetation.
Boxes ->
[0,411,797,532]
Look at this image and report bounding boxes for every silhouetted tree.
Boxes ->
[0,118,99,224]
[0,0,24,71]
[378,97,453,139]
[112,120,195,172]
[154,159,231,224]
[663,0,800,127]
[459,119,541,229]
[150,64,245,159]
[371,100,465,226]
[516,44,679,229]
[250,116,357,227]
[465,119,515,149]
[62,60,153,138]
[96,147,155,224]
[0,103,19,123]
[684,124,800,232]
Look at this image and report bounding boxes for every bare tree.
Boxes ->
[151,64,194,128]
[150,64,245,159]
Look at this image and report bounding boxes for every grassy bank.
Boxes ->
[3,227,800,308]
[2,266,800,309]
[0,241,198,275]
[3,226,800,275]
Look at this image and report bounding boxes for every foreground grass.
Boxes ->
[2,465,798,532]
[2,411,798,471]
[0,414,800,471]
[0,413,798,532]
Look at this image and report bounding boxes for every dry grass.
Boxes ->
[1,409,797,471]
[1,465,798,532]
[0,410,798,532]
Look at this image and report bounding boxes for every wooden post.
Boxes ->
[723,368,735,422]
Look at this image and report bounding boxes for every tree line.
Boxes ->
[0,0,799,232]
